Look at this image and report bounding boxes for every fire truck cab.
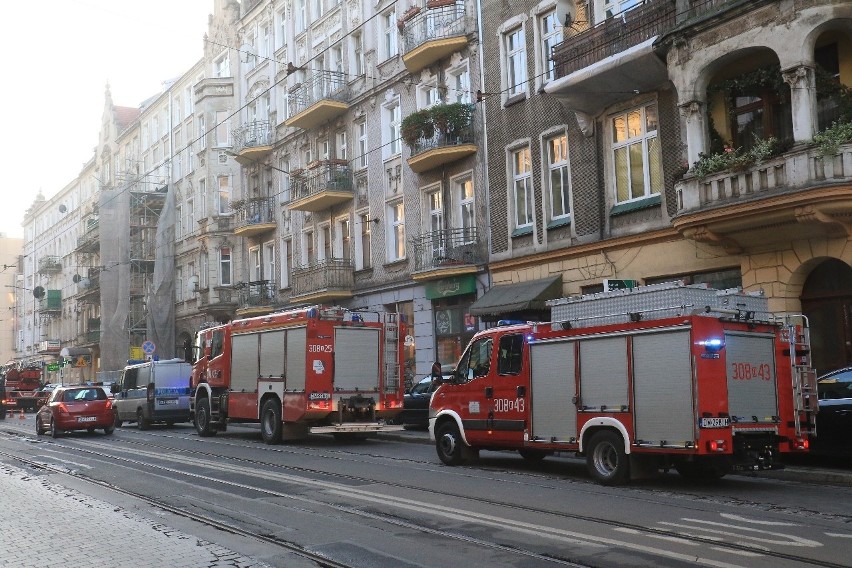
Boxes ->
[430,283,816,485]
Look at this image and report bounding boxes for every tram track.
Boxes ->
[1,426,848,567]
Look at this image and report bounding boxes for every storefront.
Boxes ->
[425,275,479,368]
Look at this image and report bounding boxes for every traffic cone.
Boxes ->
[19,409,26,419]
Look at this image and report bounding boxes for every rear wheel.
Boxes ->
[104,424,115,435]
[194,398,216,437]
[35,417,44,435]
[586,431,629,485]
[114,411,123,428]
[436,421,465,466]
[50,418,61,439]
[260,399,282,445]
[136,409,150,431]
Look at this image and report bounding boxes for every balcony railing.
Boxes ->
[289,162,354,211]
[237,280,279,310]
[552,0,675,79]
[674,0,746,24]
[676,142,852,213]
[291,259,354,302]
[233,197,276,236]
[412,227,483,273]
[231,120,274,165]
[37,256,62,274]
[410,122,476,157]
[401,2,468,73]
[76,218,100,251]
[286,70,350,129]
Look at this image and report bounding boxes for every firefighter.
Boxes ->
[431,361,443,384]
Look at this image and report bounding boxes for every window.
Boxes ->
[214,111,229,147]
[418,82,440,108]
[176,205,183,239]
[219,247,232,286]
[384,100,401,157]
[199,178,207,217]
[214,52,230,78]
[511,147,533,228]
[200,251,209,288]
[319,225,331,261]
[186,197,195,236]
[497,334,524,375]
[249,246,261,281]
[314,0,325,20]
[260,24,272,59]
[456,176,475,240]
[280,238,292,288]
[185,86,193,117]
[456,337,493,382]
[198,115,207,150]
[728,79,792,151]
[505,27,527,97]
[217,176,231,215]
[176,267,184,303]
[357,121,368,168]
[357,213,372,269]
[611,103,662,203]
[546,134,570,220]
[383,10,398,59]
[276,9,288,51]
[351,32,364,76]
[333,217,352,260]
[540,10,563,83]
[426,188,444,258]
[600,0,640,19]
[279,156,291,202]
[295,0,307,33]
[336,130,347,160]
[448,63,471,103]
[263,241,276,285]
[331,44,343,74]
[388,200,405,261]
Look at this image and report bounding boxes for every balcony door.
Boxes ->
[801,259,852,374]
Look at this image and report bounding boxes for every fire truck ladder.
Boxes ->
[783,314,818,438]
[383,312,401,393]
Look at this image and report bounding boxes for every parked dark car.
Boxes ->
[398,374,451,429]
[812,367,852,451]
[35,386,115,438]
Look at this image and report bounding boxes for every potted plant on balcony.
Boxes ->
[429,102,474,137]
[427,0,456,8]
[398,5,421,29]
[401,109,435,147]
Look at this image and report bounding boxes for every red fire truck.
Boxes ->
[3,365,45,412]
[429,283,816,485]
[190,306,406,442]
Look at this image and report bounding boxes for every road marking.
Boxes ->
[710,546,763,557]
[825,533,852,539]
[33,454,93,470]
[658,519,821,548]
[614,527,698,546]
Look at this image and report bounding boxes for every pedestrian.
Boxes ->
[431,361,442,382]
[0,374,6,420]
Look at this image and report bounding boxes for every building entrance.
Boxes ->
[801,259,852,374]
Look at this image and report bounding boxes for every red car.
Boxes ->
[36,386,115,438]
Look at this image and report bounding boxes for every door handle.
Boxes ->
[516,386,525,397]
[484,386,493,398]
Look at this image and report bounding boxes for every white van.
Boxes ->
[112,358,192,429]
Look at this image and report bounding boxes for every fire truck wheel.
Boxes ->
[260,399,282,444]
[518,448,550,463]
[195,398,217,437]
[436,421,465,466]
[586,431,629,485]
[136,409,151,431]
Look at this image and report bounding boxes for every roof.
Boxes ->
[114,106,141,130]
[468,275,563,317]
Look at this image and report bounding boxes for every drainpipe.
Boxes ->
[474,0,493,306]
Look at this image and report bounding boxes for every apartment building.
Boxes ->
[479,0,852,372]
[0,235,22,365]
[228,0,487,377]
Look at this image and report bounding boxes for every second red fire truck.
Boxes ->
[189,306,406,442]
[429,283,816,485]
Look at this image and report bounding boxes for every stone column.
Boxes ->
[782,65,817,144]
[679,100,706,166]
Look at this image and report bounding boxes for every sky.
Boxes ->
[0,0,214,238]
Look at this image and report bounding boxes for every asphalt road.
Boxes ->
[1,417,851,568]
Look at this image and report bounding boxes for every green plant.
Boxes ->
[429,102,474,134]
[691,136,787,180]
[813,120,852,158]
[401,110,434,146]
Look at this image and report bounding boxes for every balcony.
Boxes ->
[235,280,279,317]
[291,259,354,304]
[199,287,238,320]
[37,256,62,274]
[231,120,274,166]
[401,1,468,74]
[289,161,354,212]
[76,217,100,252]
[285,70,350,130]
[673,142,852,254]
[546,0,674,116]
[411,227,484,281]
[75,269,101,304]
[233,197,276,237]
[404,103,477,173]
[38,290,62,316]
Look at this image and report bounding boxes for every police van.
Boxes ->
[112,358,192,429]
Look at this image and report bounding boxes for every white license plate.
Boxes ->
[699,417,730,428]
[77,416,98,423]
[157,399,178,406]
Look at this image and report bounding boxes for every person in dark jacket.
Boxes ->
[0,374,6,420]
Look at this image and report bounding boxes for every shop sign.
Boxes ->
[425,275,476,299]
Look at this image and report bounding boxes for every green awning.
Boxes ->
[468,275,563,317]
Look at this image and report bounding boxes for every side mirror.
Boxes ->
[110,383,119,394]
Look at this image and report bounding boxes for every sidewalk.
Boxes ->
[0,463,276,568]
